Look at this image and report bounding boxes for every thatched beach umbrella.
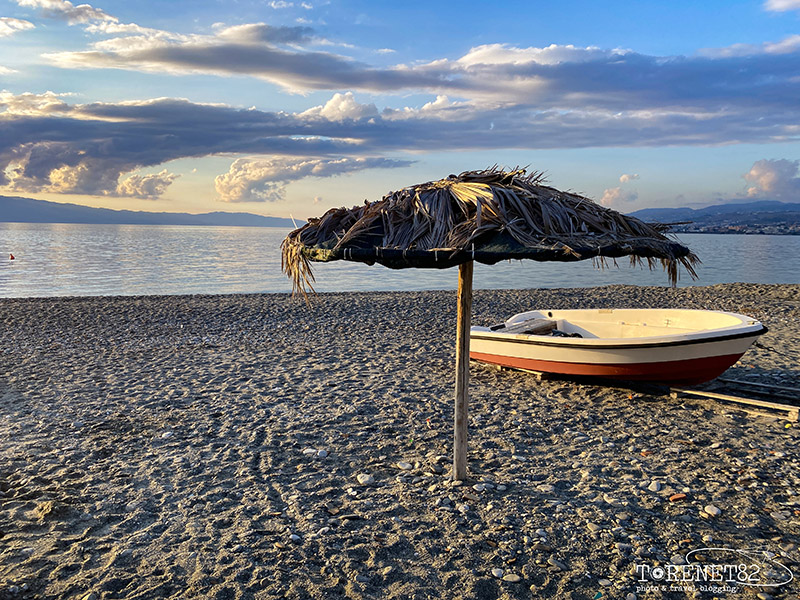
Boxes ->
[282,168,698,480]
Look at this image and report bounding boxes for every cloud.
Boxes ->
[600,186,638,208]
[619,173,639,183]
[4,91,800,201]
[15,0,114,24]
[116,169,179,199]
[214,156,412,202]
[765,0,800,11]
[0,16,34,36]
[215,22,313,44]
[0,90,71,114]
[744,159,800,199]
[299,92,378,121]
[35,21,800,130]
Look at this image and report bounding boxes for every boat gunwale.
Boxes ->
[470,324,768,351]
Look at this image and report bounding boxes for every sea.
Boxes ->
[0,223,798,298]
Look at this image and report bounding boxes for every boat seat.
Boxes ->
[498,318,557,335]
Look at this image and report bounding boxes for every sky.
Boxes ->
[1,0,800,218]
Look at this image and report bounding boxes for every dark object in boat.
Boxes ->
[551,330,583,338]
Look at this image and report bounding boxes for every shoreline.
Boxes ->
[1,284,798,599]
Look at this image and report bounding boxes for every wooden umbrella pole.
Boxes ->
[453,260,474,481]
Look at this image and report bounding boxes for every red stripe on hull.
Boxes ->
[470,351,746,385]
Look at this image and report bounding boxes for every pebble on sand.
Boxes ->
[356,474,374,485]
[502,574,522,583]
[704,505,722,517]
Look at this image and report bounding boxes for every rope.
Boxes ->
[754,340,783,355]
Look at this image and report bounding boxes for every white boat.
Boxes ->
[470,309,767,384]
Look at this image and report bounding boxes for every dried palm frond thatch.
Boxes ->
[282,167,699,298]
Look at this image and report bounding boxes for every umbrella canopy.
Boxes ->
[282,167,699,480]
[282,167,697,298]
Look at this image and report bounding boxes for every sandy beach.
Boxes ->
[1,283,798,600]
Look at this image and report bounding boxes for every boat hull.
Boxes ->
[470,309,766,385]
[470,349,751,384]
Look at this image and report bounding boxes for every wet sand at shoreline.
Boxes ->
[1,284,798,599]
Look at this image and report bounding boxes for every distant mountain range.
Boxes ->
[0,195,301,228]
[629,200,800,234]
[2,194,798,234]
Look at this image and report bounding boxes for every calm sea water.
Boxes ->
[0,223,798,298]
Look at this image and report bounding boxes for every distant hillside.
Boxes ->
[630,200,800,222]
[630,200,800,234]
[0,195,301,228]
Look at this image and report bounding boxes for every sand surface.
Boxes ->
[1,284,798,600]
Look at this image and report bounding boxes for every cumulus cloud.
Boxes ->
[619,173,639,183]
[744,159,800,200]
[116,169,179,199]
[214,156,412,202]
[0,90,71,114]
[600,187,638,208]
[299,92,378,121]
[0,16,34,36]
[765,0,800,11]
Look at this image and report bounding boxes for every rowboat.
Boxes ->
[470,309,767,384]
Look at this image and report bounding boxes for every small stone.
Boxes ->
[669,493,687,502]
[317,450,328,458]
[647,481,662,492]
[599,578,613,587]
[382,566,393,576]
[756,593,773,600]
[704,504,722,517]
[356,474,374,485]
[491,568,504,578]
[355,574,369,583]
[626,594,637,600]
[615,543,633,552]
[671,554,686,565]
[535,529,547,538]
[302,448,317,456]
[397,462,413,471]
[289,534,301,543]
[587,522,602,533]
[161,431,173,439]
[548,557,567,571]
[496,484,507,491]
[502,573,522,582]
[537,484,555,493]
[21,547,34,555]
[473,484,486,492]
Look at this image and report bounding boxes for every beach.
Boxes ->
[1,283,798,600]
